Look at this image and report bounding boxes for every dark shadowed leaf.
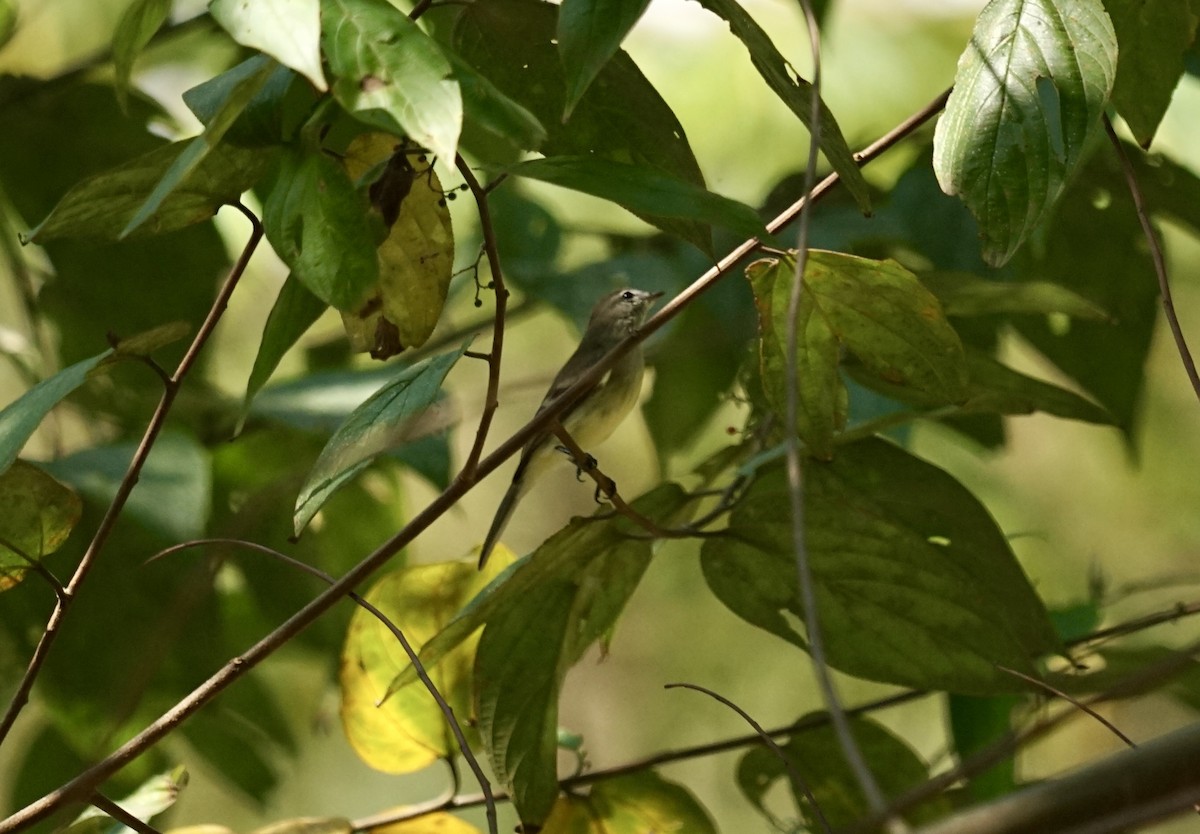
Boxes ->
[934,0,1117,265]
[1103,0,1200,146]
[701,441,1060,694]
[557,0,652,117]
[512,156,768,245]
[949,694,1021,801]
[453,0,713,252]
[921,272,1110,320]
[242,273,328,422]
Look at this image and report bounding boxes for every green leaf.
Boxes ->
[447,49,547,163]
[112,0,171,111]
[340,560,504,773]
[121,56,277,238]
[320,0,461,163]
[0,350,113,472]
[1011,147,1160,432]
[23,141,274,244]
[557,0,652,117]
[959,351,1113,424]
[921,272,1111,320]
[747,252,968,457]
[65,767,187,834]
[241,273,328,422]
[737,714,947,829]
[453,0,714,253]
[210,0,328,91]
[543,772,717,833]
[384,485,692,825]
[512,156,768,246]
[700,441,1060,694]
[0,0,15,48]
[949,695,1020,801]
[1104,0,1200,146]
[45,431,212,542]
[692,0,872,214]
[294,344,466,534]
[934,0,1117,265]
[261,148,380,311]
[183,57,318,146]
[0,461,82,591]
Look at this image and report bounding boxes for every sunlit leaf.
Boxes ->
[340,559,507,773]
[261,148,379,311]
[701,442,1060,694]
[0,350,113,472]
[338,135,455,356]
[211,0,328,91]
[0,461,81,591]
[557,0,652,117]
[321,0,461,163]
[542,772,717,833]
[512,156,768,245]
[112,0,171,111]
[294,345,466,534]
[934,0,1117,265]
[747,252,968,457]
[692,0,872,213]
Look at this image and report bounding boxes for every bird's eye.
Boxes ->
[621,290,635,300]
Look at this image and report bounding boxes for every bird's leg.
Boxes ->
[549,421,614,499]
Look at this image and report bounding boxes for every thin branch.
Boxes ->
[666,682,834,834]
[0,202,262,750]
[1103,115,1200,404]
[88,794,163,834]
[1070,599,1200,648]
[996,665,1137,749]
[148,537,498,834]
[783,0,891,821]
[0,92,951,833]
[456,156,508,478]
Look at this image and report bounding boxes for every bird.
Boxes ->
[478,288,663,569]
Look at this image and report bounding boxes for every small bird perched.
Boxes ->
[478,288,663,569]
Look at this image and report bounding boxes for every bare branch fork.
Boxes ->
[0,90,951,832]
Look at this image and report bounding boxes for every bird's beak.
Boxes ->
[647,290,665,301]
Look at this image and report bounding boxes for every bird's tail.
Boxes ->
[478,476,524,569]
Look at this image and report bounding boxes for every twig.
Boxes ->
[996,665,1137,748]
[1103,115,1200,404]
[88,793,163,834]
[1069,599,1200,648]
[784,0,892,821]
[456,157,508,478]
[0,202,262,750]
[666,682,834,834]
[147,538,498,834]
[0,91,952,834]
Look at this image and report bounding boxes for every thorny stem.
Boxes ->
[0,91,951,833]
[0,202,263,749]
